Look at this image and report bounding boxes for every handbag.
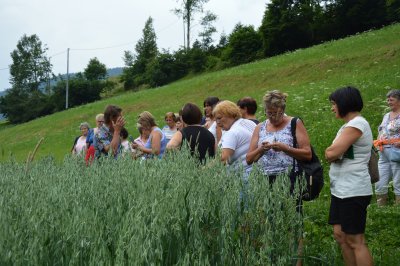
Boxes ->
[290,118,324,201]
[369,147,380,183]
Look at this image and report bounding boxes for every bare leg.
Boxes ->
[333,225,356,266]
[295,238,303,266]
[345,233,373,266]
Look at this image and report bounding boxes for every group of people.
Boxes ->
[70,86,400,266]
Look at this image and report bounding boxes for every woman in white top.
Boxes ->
[325,86,373,266]
[72,122,90,155]
[213,100,256,177]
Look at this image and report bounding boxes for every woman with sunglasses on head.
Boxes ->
[246,90,312,184]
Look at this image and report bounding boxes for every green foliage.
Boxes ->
[122,17,158,90]
[84,57,107,81]
[259,0,398,56]
[1,34,53,123]
[260,0,315,56]
[9,34,52,92]
[0,89,52,124]
[0,151,303,264]
[51,75,106,111]
[223,23,263,66]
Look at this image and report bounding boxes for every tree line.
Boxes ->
[1,0,399,124]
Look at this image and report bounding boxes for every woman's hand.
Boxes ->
[269,141,289,152]
[261,141,272,152]
[131,142,144,151]
[112,116,125,133]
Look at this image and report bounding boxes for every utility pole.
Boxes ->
[66,48,69,109]
[183,18,186,50]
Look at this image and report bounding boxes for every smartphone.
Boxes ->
[128,135,135,143]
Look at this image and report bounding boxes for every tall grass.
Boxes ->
[0,150,304,265]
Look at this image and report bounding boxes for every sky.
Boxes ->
[0,0,268,92]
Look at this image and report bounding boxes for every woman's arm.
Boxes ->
[216,125,222,145]
[246,124,265,164]
[167,131,183,150]
[221,148,235,164]
[107,116,125,156]
[150,130,162,155]
[325,127,362,163]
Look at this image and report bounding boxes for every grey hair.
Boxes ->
[263,90,288,110]
[386,89,400,100]
[79,122,90,130]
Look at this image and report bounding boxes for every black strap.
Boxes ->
[291,117,298,171]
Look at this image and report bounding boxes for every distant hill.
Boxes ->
[57,67,123,81]
[48,67,123,87]
[106,67,123,77]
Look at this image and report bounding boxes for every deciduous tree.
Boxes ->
[9,34,52,92]
[84,57,107,81]
[174,0,209,49]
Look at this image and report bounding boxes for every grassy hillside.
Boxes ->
[0,24,399,162]
[1,24,400,263]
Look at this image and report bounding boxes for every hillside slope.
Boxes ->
[0,24,399,162]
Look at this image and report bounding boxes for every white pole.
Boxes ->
[183,18,186,49]
[66,48,69,109]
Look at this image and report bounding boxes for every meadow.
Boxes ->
[1,24,400,264]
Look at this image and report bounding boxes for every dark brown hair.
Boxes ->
[237,97,257,115]
[182,103,202,125]
[104,105,122,125]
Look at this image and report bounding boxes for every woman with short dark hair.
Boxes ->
[325,86,373,265]
[203,96,221,143]
[167,103,215,163]
[237,96,259,124]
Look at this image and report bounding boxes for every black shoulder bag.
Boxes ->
[290,117,324,201]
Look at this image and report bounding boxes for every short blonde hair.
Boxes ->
[212,100,242,120]
[138,111,157,129]
[263,90,288,110]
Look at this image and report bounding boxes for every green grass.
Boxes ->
[0,152,304,265]
[1,24,400,263]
